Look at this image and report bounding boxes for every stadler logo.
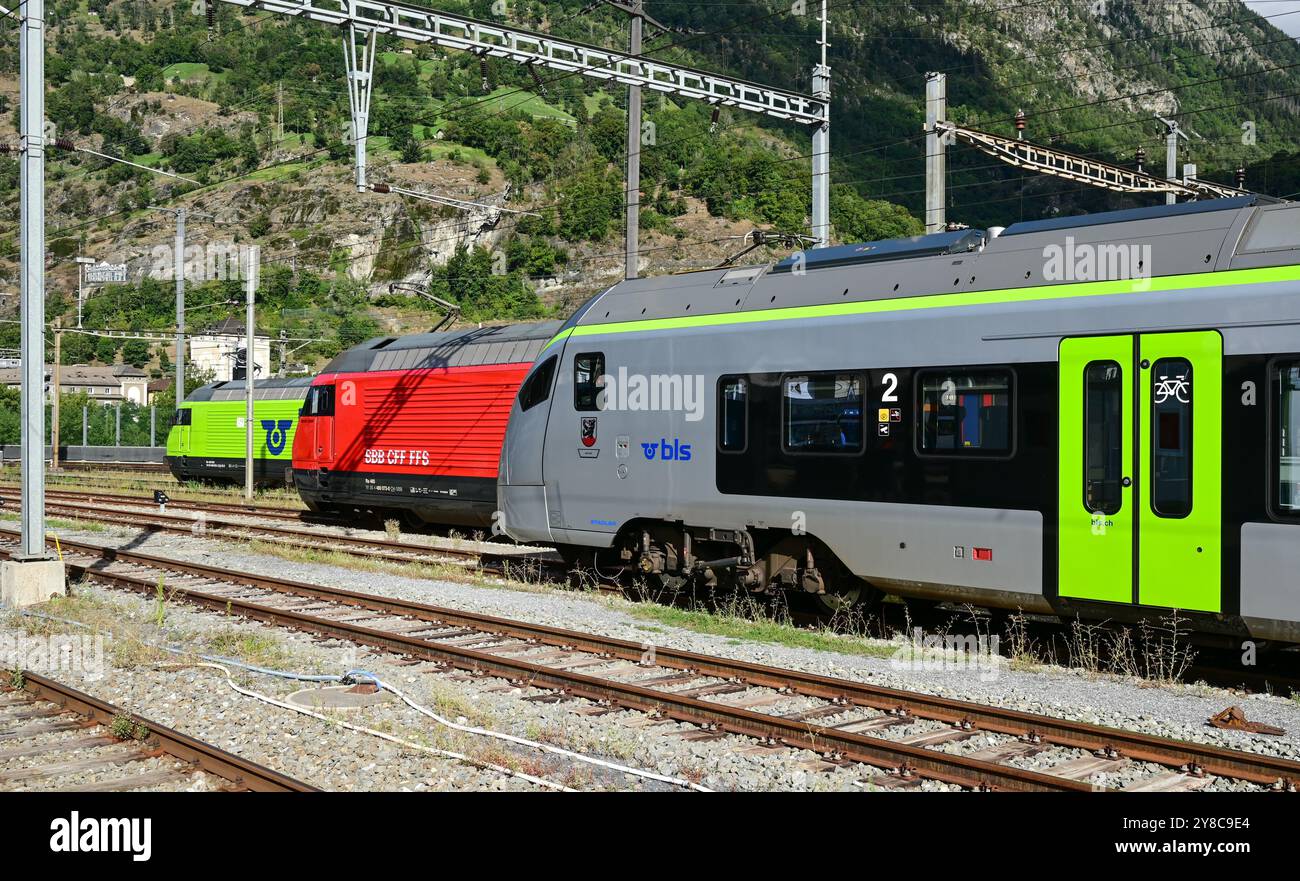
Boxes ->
[641,438,692,461]
[50,812,151,862]
[262,419,293,455]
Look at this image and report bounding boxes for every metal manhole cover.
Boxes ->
[285,685,396,711]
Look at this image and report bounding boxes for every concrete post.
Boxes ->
[924,72,947,234]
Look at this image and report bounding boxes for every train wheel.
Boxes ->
[812,553,882,616]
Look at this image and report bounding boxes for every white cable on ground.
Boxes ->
[17,609,713,792]
[347,669,712,793]
[182,660,573,792]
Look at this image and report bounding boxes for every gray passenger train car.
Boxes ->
[499,196,1300,643]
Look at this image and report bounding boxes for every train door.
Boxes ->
[175,407,193,453]
[307,384,335,465]
[1057,331,1222,612]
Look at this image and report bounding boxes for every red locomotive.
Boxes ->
[292,321,561,526]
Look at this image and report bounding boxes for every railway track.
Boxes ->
[5,529,1298,793]
[0,488,561,579]
[16,487,1300,697]
[0,670,315,792]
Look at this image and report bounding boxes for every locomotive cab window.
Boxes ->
[519,355,557,412]
[782,373,863,454]
[574,353,605,411]
[917,369,1012,455]
[1275,361,1300,515]
[175,408,192,426]
[302,385,335,417]
[1151,358,1192,518]
[719,376,748,452]
[1084,361,1123,515]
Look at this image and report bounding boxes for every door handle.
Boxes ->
[1122,477,1132,487]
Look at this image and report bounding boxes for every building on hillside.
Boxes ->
[189,317,271,383]
[0,364,126,403]
[146,377,172,405]
[110,364,150,404]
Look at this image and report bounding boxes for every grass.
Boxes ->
[618,596,899,660]
[162,62,226,84]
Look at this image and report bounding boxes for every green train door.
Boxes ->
[1058,332,1222,612]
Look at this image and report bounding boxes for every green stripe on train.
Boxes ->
[166,399,302,461]
[542,263,1300,350]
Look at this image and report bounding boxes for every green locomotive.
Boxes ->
[165,378,312,485]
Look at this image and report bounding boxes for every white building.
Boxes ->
[189,318,272,383]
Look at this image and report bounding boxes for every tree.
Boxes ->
[94,336,119,364]
[60,333,94,364]
[830,186,924,244]
[121,340,151,369]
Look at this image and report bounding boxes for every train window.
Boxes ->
[917,369,1012,455]
[303,385,335,417]
[175,408,192,426]
[520,355,557,412]
[1084,361,1123,515]
[718,376,748,452]
[1151,358,1192,518]
[1275,362,1300,514]
[574,353,605,411]
[782,373,863,454]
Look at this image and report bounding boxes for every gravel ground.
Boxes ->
[5,518,1300,791]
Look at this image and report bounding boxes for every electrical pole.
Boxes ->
[19,0,45,559]
[4,0,65,604]
[624,0,643,279]
[173,207,186,406]
[74,255,93,328]
[810,0,830,248]
[244,246,258,502]
[924,72,948,234]
[51,322,60,472]
[1162,117,1180,206]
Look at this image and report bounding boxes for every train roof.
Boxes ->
[184,376,314,403]
[561,197,1299,332]
[322,320,564,375]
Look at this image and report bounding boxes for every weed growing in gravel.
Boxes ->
[383,519,401,541]
[109,712,150,741]
[618,596,898,660]
[204,628,297,671]
[5,667,22,690]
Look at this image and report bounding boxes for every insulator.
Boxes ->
[709,107,720,133]
[528,65,546,96]
[0,143,11,154]
[372,183,391,194]
[1014,109,1026,139]
[54,137,76,151]
[1135,145,1146,172]
[206,1,215,41]
[479,56,490,93]
[1235,166,1246,188]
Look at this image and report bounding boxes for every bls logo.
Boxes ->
[640,438,692,461]
[261,419,293,455]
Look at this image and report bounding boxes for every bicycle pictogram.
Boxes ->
[1154,373,1190,404]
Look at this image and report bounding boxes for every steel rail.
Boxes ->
[0,536,1086,791]
[10,494,557,575]
[1,670,317,792]
[12,531,1300,791]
